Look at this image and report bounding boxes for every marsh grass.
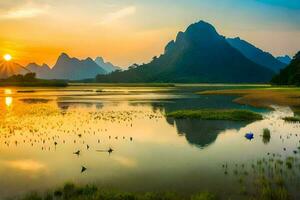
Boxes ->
[221,151,300,200]
[283,116,300,123]
[166,109,263,121]
[262,128,271,144]
[199,88,300,109]
[16,183,219,200]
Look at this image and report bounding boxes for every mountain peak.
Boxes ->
[95,57,104,63]
[59,53,70,60]
[185,20,218,36]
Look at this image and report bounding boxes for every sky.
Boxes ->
[0,0,299,68]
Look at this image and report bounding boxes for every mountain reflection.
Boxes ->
[167,118,249,148]
[57,101,104,110]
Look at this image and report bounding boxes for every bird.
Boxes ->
[108,147,114,154]
[81,166,87,173]
[74,150,80,156]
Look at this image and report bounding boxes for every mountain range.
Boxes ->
[96,21,275,83]
[0,20,290,83]
[276,55,292,65]
[226,37,286,72]
[95,57,121,73]
[0,54,119,80]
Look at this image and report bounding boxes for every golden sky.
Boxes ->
[0,0,299,68]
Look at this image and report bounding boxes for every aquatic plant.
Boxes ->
[262,128,271,144]
[191,192,218,200]
[283,116,300,123]
[166,109,263,121]
[15,183,218,200]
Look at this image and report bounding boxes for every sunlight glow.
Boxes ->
[5,97,13,107]
[3,54,12,61]
[4,89,12,95]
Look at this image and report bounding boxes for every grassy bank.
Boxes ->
[18,183,218,200]
[199,88,300,111]
[0,80,68,87]
[166,109,263,121]
[0,73,68,87]
[69,83,176,87]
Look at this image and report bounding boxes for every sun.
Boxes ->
[3,54,12,61]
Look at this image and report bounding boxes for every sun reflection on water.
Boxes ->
[4,89,12,95]
[5,97,13,107]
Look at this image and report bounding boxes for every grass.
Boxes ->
[199,88,300,110]
[166,109,263,121]
[283,116,300,122]
[17,183,219,200]
[262,128,271,144]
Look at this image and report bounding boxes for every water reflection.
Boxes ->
[0,86,299,199]
[5,97,13,107]
[4,88,13,107]
[167,118,249,148]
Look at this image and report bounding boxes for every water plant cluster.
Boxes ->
[166,109,263,121]
[221,150,300,199]
[15,183,219,200]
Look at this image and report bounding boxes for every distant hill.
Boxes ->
[96,21,274,83]
[1,54,116,80]
[26,63,52,79]
[227,37,286,72]
[271,51,300,86]
[95,57,121,74]
[0,61,28,78]
[49,53,106,80]
[276,55,292,65]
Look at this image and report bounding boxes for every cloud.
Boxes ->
[0,2,49,19]
[3,159,46,172]
[100,6,136,25]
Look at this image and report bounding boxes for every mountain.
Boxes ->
[26,63,51,79]
[276,55,292,65]
[95,57,120,74]
[271,51,300,86]
[227,37,286,72]
[50,53,106,80]
[0,61,28,78]
[96,21,274,83]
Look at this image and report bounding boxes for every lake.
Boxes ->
[0,85,299,199]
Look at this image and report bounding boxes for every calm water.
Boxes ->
[0,85,299,199]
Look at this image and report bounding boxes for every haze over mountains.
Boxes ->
[0,20,292,83]
[96,21,275,83]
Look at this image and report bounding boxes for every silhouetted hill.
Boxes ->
[26,63,52,79]
[276,55,292,65]
[227,37,286,72]
[95,57,120,74]
[271,51,300,86]
[50,53,106,80]
[0,61,28,78]
[96,21,274,83]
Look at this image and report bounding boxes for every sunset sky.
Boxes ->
[0,0,299,68]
